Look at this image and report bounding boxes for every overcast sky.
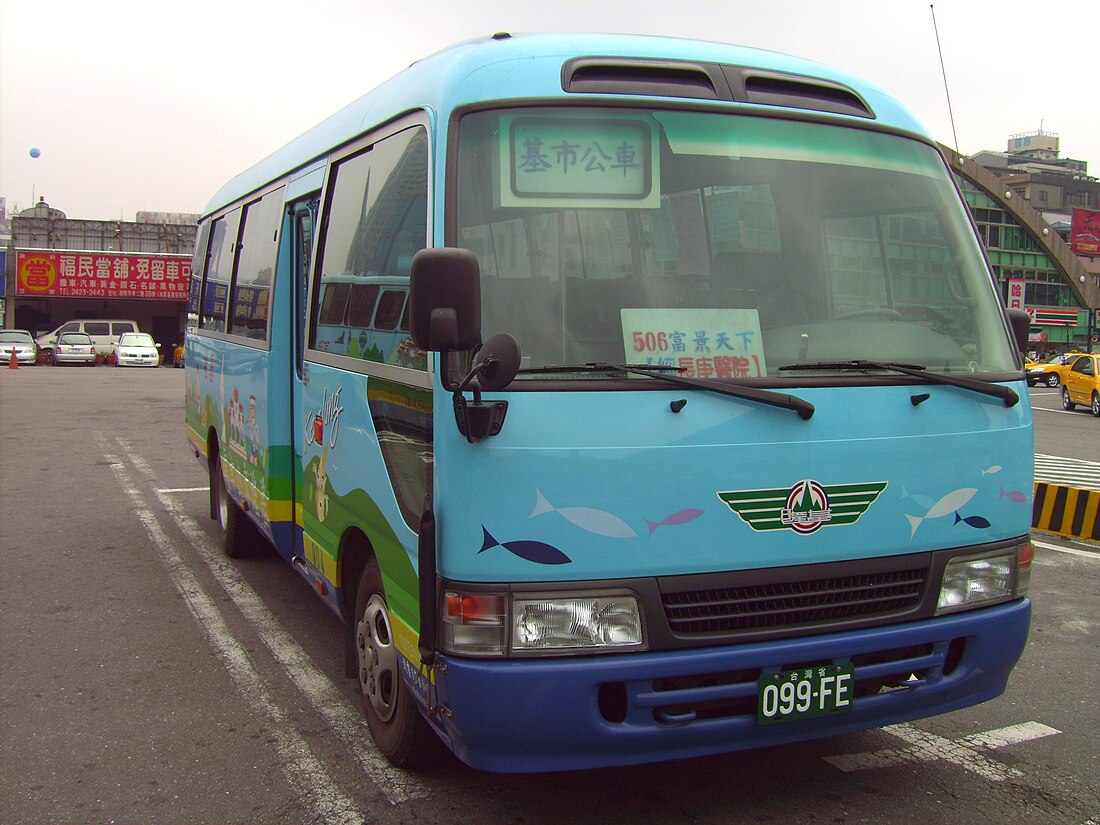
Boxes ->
[2,0,1097,222]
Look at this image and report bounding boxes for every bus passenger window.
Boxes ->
[318,281,351,326]
[312,124,428,367]
[230,186,284,339]
[201,209,240,331]
[348,284,380,327]
[374,290,405,330]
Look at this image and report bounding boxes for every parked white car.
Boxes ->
[52,332,97,366]
[0,329,37,365]
[115,332,161,367]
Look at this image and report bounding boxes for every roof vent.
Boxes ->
[562,57,875,119]
[732,69,873,118]
[563,58,727,100]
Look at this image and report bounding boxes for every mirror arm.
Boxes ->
[450,358,507,444]
[451,389,508,444]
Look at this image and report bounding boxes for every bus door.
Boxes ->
[289,195,318,572]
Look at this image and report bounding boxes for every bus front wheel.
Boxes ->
[354,560,444,768]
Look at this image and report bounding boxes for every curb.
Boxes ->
[1032,482,1100,543]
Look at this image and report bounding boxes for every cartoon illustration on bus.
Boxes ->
[185,33,1033,773]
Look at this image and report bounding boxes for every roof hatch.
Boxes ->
[562,57,874,119]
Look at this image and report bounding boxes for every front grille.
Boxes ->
[662,568,926,635]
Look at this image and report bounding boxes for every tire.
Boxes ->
[1092,392,1100,418]
[1061,386,1075,411]
[212,458,252,557]
[354,559,445,769]
[1046,373,1059,388]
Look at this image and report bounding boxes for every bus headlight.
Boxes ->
[439,589,646,656]
[935,540,1032,615]
[512,592,645,654]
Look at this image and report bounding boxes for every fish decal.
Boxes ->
[480,526,571,565]
[904,487,977,537]
[530,489,637,538]
[646,509,705,535]
[981,465,1003,476]
[953,512,991,529]
[900,486,937,512]
[999,487,1029,504]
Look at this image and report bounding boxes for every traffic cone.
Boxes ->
[8,350,18,369]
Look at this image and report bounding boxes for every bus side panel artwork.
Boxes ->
[184,334,289,543]
[297,369,424,632]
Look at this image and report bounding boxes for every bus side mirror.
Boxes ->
[410,248,482,352]
[1006,308,1031,355]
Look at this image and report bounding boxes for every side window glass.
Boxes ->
[112,322,135,336]
[59,322,79,334]
[85,322,110,336]
[312,125,428,367]
[230,187,284,339]
[347,284,381,327]
[293,201,316,370]
[201,208,241,331]
[188,223,209,329]
[318,281,351,326]
[375,290,405,330]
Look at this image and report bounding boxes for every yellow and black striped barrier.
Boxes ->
[1032,482,1100,542]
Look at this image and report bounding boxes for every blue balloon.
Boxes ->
[29,147,41,158]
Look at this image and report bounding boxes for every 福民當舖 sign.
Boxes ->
[16,250,191,301]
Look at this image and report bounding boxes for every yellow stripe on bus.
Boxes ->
[391,612,434,684]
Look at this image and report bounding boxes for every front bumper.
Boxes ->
[117,354,160,367]
[0,349,36,364]
[431,598,1030,772]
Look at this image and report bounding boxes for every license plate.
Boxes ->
[757,664,854,725]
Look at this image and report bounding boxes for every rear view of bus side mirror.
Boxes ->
[1006,308,1031,356]
[410,248,482,353]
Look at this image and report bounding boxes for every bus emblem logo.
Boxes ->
[717,479,887,534]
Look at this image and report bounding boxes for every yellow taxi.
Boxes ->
[1060,353,1100,417]
[1026,351,1084,387]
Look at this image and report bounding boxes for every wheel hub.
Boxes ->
[356,594,398,722]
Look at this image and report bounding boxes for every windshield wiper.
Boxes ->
[518,363,814,419]
[778,360,1018,407]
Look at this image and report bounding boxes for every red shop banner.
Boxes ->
[16,250,192,301]
[1071,208,1100,256]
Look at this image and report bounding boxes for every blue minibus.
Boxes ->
[186,32,1034,772]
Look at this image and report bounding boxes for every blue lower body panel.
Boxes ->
[433,599,1030,772]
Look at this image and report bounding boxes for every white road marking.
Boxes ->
[94,434,364,825]
[1034,453,1100,491]
[117,437,429,805]
[157,486,209,493]
[824,720,1060,780]
[1034,539,1100,561]
[1032,406,1086,416]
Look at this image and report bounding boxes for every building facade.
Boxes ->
[3,199,198,350]
[955,132,1099,354]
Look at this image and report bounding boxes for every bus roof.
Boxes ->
[203,32,927,217]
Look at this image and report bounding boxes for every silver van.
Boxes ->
[36,319,140,357]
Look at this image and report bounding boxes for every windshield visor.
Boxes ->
[455,108,1016,379]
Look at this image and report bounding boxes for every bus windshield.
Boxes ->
[456,107,1016,380]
